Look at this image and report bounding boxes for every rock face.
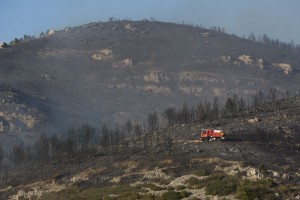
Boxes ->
[220,56,231,65]
[144,71,170,83]
[0,83,46,133]
[112,58,133,68]
[178,71,223,83]
[272,63,293,75]
[238,55,264,69]
[256,59,264,69]
[179,86,203,96]
[248,117,261,124]
[201,32,211,37]
[47,29,55,35]
[91,49,113,61]
[239,55,253,66]
[143,85,171,95]
[120,58,133,67]
[124,23,136,31]
[40,74,52,80]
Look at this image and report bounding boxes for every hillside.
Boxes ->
[0,97,299,199]
[0,20,300,132]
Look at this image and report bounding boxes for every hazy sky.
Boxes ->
[1,0,299,44]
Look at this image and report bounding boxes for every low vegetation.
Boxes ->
[39,172,288,200]
[235,179,275,200]
[1,91,299,199]
[186,172,238,196]
[39,184,191,200]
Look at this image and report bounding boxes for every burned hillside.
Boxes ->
[0,20,300,132]
[0,96,299,199]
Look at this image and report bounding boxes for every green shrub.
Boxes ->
[235,179,275,200]
[40,184,147,200]
[39,186,81,200]
[139,194,156,200]
[174,185,186,190]
[204,173,238,196]
[258,164,267,177]
[274,185,292,199]
[192,168,210,176]
[205,179,237,196]
[185,177,203,188]
[276,184,290,193]
[160,191,190,200]
[180,190,191,198]
[186,172,238,196]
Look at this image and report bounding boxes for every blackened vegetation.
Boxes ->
[0,89,299,190]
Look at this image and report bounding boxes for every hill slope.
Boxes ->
[1,96,300,199]
[0,20,300,132]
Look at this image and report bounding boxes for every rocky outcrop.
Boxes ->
[248,117,261,123]
[10,181,65,200]
[0,83,45,133]
[47,29,55,35]
[219,56,231,65]
[238,55,253,66]
[120,58,133,67]
[40,74,52,80]
[272,63,293,75]
[256,58,264,69]
[213,88,225,96]
[112,58,133,68]
[201,32,211,37]
[124,23,136,31]
[91,49,113,61]
[179,86,203,96]
[238,55,264,69]
[143,85,171,94]
[0,110,42,133]
[178,71,224,83]
[144,71,170,83]
[107,83,133,90]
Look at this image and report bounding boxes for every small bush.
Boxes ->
[40,184,147,200]
[235,179,275,200]
[185,177,203,188]
[275,185,291,199]
[192,168,210,176]
[157,178,170,185]
[204,173,238,196]
[160,191,189,200]
[174,185,186,190]
[166,186,174,191]
[185,172,238,196]
[180,190,191,198]
[140,194,156,200]
[258,164,267,177]
[188,197,200,200]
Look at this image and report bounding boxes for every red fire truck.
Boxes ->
[200,129,226,141]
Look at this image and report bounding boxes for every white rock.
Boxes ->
[256,59,264,69]
[272,63,293,75]
[91,49,113,61]
[47,29,55,35]
[238,55,253,66]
